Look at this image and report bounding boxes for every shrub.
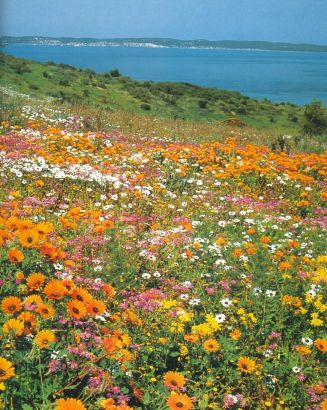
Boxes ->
[302,100,327,135]
[110,69,121,78]
[141,103,151,110]
[59,78,70,87]
[198,99,208,109]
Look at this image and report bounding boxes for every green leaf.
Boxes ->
[169,351,180,357]
[143,392,151,405]
[22,405,33,410]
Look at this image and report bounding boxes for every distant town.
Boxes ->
[2,36,327,52]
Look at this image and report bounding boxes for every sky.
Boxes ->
[1,0,327,45]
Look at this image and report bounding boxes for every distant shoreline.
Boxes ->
[2,36,327,53]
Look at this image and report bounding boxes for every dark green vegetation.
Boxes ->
[2,36,327,52]
[303,100,327,135]
[0,53,305,130]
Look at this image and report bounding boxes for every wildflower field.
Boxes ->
[0,100,326,410]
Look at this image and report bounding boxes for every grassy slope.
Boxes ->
[0,52,303,133]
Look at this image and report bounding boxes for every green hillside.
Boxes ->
[0,52,304,131]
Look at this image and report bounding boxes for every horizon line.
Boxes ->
[1,35,327,47]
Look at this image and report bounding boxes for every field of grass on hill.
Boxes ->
[0,52,304,131]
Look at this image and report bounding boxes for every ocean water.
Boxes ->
[2,43,327,105]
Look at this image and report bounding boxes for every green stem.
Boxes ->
[38,350,46,405]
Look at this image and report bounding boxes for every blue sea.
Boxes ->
[2,43,327,105]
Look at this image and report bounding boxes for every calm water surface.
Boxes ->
[2,44,327,105]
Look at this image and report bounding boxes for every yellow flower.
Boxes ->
[170,322,185,333]
[179,344,188,356]
[317,255,327,263]
[191,323,213,336]
[314,296,327,312]
[162,299,178,309]
[310,313,323,327]
[247,313,257,323]
[205,314,222,332]
[177,310,193,322]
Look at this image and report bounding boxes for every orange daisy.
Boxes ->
[23,294,43,309]
[315,338,327,353]
[103,335,122,354]
[56,398,86,410]
[36,303,55,319]
[17,219,33,231]
[0,357,15,380]
[18,229,40,248]
[62,279,75,294]
[103,283,116,298]
[3,318,24,337]
[167,393,194,410]
[35,329,56,349]
[5,216,19,231]
[203,338,219,353]
[35,222,54,236]
[67,300,87,320]
[18,311,36,334]
[237,356,256,373]
[7,248,24,263]
[117,349,133,363]
[1,296,22,314]
[44,279,66,300]
[72,287,92,304]
[26,272,45,290]
[87,299,106,316]
[164,371,186,390]
[230,329,242,340]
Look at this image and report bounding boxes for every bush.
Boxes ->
[10,62,32,74]
[302,100,327,135]
[198,99,208,109]
[141,103,151,111]
[59,78,70,87]
[110,69,121,78]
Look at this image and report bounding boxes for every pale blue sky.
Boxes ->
[1,0,327,44]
